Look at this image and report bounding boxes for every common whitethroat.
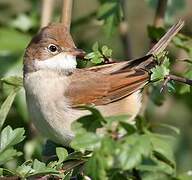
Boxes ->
[23,21,184,146]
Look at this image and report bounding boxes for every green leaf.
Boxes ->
[118,134,152,170]
[135,116,148,133]
[33,159,46,171]
[102,45,112,57]
[163,57,170,68]
[151,65,170,82]
[119,122,136,135]
[56,147,68,164]
[92,42,99,51]
[85,42,113,64]
[32,159,58,175]
[75,115,103,133]
[148,133,176,168]
[167,81,176,93]
[91,56,104,64]
[1,76,23,87]
[0,148,22,165]
[84,52,96,60]
[150,53,171,84]
[151,155,175,175]
[99,138,116,166]
[74,106,105,133]
[0,87,21,129]
[150,85,166,106]
[0,126,24,166]
[70,132,101,151]
[85,151,107,180]
[16,162,33,178]
[0,126,25,153]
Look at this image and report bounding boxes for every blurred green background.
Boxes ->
[0,0,191,173]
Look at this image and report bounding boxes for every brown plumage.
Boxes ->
[66,66,149,106]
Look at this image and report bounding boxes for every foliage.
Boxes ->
[84,42,113,64]
[0,106,191,179]
[0,126,25,165]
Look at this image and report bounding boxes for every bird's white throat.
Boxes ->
[34,53,77,71]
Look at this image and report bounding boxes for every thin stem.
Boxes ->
[119,0,132,59]
[168,74,192,85]
[61,0,73,31]
[161,74,192,92]
[154,0,168,27]
[41,0,54,28]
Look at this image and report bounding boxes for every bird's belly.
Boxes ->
[97,91,142,120]
[25,91,142,146]
[26,93,76,145]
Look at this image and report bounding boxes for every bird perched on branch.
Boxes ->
[23,21,184,145]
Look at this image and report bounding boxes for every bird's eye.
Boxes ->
[48,44,58,53]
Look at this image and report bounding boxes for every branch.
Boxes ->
[41,0,54,28]
[161,74,192,92]
[153,0,168,27]
[61,0,73,31]
[119,0,132,59]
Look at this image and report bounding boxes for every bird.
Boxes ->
[23,20,184,146]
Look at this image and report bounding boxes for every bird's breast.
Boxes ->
[23,70,78,145]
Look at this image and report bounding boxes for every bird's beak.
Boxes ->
[68,48,86,58]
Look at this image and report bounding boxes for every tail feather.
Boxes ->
[136,20,184,70]
[147,20,184,55]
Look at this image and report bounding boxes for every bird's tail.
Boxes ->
[135,20,184,70]
[147,20,184,55]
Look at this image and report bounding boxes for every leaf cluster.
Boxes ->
[84,42,113,64]
[68,107,178,179]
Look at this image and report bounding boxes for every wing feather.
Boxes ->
[65,66,149,107]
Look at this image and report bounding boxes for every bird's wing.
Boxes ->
[65,64,149,107]
[65,20,184,107]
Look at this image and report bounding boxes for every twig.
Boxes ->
[119,0,132,59]
[161,74,192,92]
[0,177,20,180]
[153,0,168,27]
[41,0,54,28]
[61,0,73,31]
